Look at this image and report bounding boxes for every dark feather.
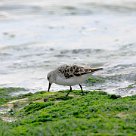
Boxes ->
[58,65,103,79]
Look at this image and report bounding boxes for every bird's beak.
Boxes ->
[48,82,52,92]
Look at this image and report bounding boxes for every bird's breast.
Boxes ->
[55,74,90,86]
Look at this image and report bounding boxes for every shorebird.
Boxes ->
[47,64,103,97]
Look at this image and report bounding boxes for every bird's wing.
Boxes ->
[58,65,102,79]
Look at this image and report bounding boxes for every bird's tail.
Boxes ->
[90,68,103,72]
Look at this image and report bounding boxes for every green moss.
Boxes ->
[0,87,27,105]
[87,76,105,85]
[0,88,136,136]
[19,102,54,116]
[0,120,13,136]
[127,83,136,89]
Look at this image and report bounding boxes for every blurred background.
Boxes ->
[0,0,136,96]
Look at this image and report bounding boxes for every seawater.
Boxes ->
[0,0,136,96]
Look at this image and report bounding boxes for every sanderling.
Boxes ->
[47,64,103,96]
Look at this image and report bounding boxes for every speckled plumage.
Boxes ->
[47,64,103,96]
[57,64,100,78]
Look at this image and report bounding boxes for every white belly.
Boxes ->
[55,74,91,86]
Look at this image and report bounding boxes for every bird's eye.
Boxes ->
[47,76,49,80]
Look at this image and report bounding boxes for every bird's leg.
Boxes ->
[66,86,72,97]
[79,84,84,95]
[47,83,52,92]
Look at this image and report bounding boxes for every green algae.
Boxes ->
[0,88,136,136]
[87,76,105,85]
[0,87,28,105]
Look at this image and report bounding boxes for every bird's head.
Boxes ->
[47,71,55,92]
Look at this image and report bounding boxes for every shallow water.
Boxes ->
[0,0,136,96]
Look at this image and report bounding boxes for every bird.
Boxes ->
[47,64,103,97]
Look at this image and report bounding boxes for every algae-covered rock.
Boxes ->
[0,87,28,105]
[0,88,136,136]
